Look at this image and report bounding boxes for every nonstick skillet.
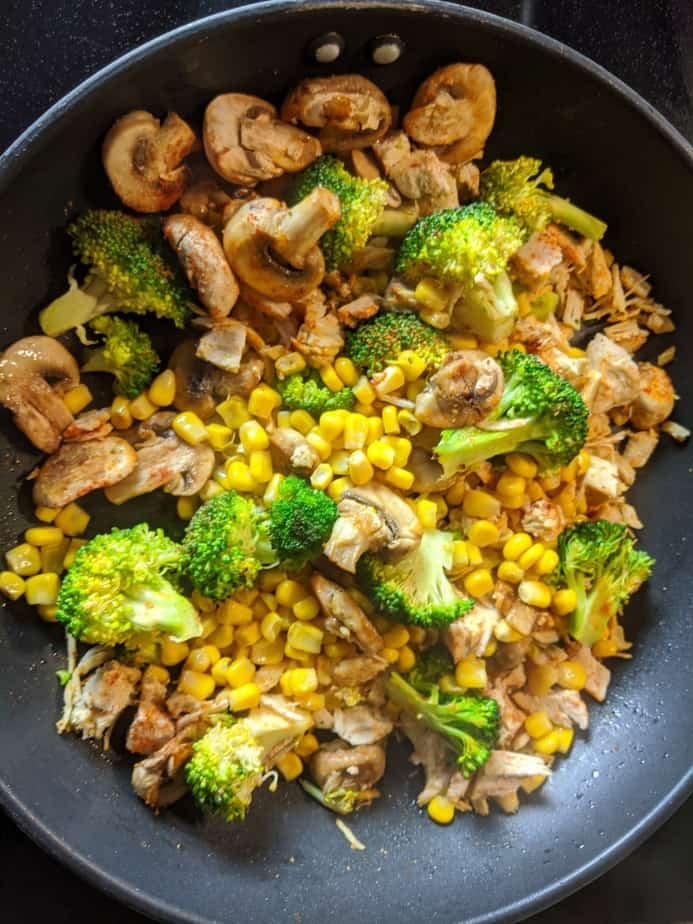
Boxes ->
[0,3,691,922]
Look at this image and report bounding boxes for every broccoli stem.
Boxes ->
[299,779,355,815]
[570,577,613,646]
[436,420,535,477]
[451,271,518,343]
[372,204,419,238]
[39,274,115,339]
[542,192,607,241]
[270,188,340,268]
[127,582,200,643]
[386,672,451,740]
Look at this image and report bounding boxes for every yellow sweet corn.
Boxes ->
[381,647,400,665]
[352,375,376,405]
[160,638,190,667]
[384,466,414,491]
[557,660,587,691]
[465,542,483,567]
[63,384,92,415]
[249,449,273,484]
[176,496,198,521]
[306,429,331,461]
[24,572,60,606]
[328,476,353,501]
[349,450,374,485]
[518,580,552,609]
[455,656,487,689]
[54,502,90,537]
[296,733,320,758]
[218,600,254,626]
[494,619,523,643]
[34,506,60,524]
[427,795,455,825]
[276,751,303,781]
[263,473,285,505]
[535,549,559,576]
[275,352,306,378]
[186,646,218,673]
[280,667,318,696]
[129,392,157,421]
[310,463,334,491]
[524,710,553,739]
[319,365,345,392]
[217,395,250,429]
[235,621,261,648]
[496,473,527,497]
[199,480,224,502]
[552,588,577,616]
[505,453,538,479]
[239,419,269,451]
[467,519,499,548]
[0,571,25,600]
[367,440,396,471]
[381,404,400,435]
[518,542,545,571]
[260,611,283,642]
[451,540,469,571]
[397,645,416,673]
[228,683,261,711]
[395,350,427,381]
[225,656,256,688]
[383,625,409,649]
[293,596,320,622]
[333,356,358,386]
[225,460,257,493]
[503,532,533,561]
[110,395,133,430]
[287,621,324,654]
[416,498,438,529]
[38,604,58,622]
[6,543,41,576]
[527,663,558,697]
[251,637,285,665]
[344,413,369,450]
[211,656,232,686]
[25,526,63,547]
[289,409,316,435]
[463,568,494,598]
[463,489,500,520]
[497,560,524,584]
[397,409,422,437]
[319,410,346,440]
[248,384,282,418]
[148,369,176,407]
[534,730,561,755]
[40,539,70,575]
[556,727,574,754]
[208,624,234,650]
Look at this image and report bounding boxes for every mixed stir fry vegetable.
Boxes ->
[0,62,685,830]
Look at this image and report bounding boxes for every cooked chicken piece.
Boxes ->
[310,740,386,794]
[513,688,589,730]
[582,455,623,505]
[400,713,456,807]
[239,284,293,320]
[331,655,387,687]
[415,350,503,428]
[492,580,515,615]
[311,574,384,655]
[222,351,265,397]
[336,294,381,328]
[543,223,586,269]
[372,131,412,174]
[469,750,551,809]
[375,137,458,215]
[32,436,137,508]
[131,720,208,809]
[561,288,585,329]
[630,362,675,429]
[269,425,321,473]
[586,240,613,299]
[622,429,659,468]
[126,670,175,756]
[510,230,563,283]
[323,482,422,574]
[567,643,611,702]
[254,663,286,694]
[62,408,113,442]
[382,275,420,311]
[505,600,537,637]
[521,498,565,543]
[333,705,393,746]
[484,678,528,748]
[195,322,246,373]
[490,638,531,672]
[69,660,141,742]
[292,294,344,368]
[583,333,640,413]
[444,603,500,662]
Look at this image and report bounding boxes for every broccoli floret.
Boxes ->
[435,349,588,476]
[407,645,454,692]
[183,491,261,601]
[344,311,449,376]
[291,155,388,270]
[39,210,192,339]
[551,520,654,646]
[186,704,311,822]
[259,476,338,571]
[480,157,607,241]
[357,529,473,629]
[386,671,500,778]
[81,315,160,399]
[56,524,200,647]
[299,779,372,815]
[277,370,355,417]
[395,203,525,342]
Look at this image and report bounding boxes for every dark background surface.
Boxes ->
[0,1,691,922]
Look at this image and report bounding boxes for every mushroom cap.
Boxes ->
[102,110,196,213]
[32,436,137,508]
[415,350,504,428]
[169,339,221,420]
[281,74,392,153]
[203,93,321,186]
[403,63,496,163]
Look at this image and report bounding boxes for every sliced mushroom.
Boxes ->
[322,482,422,574]
[179,165,232,229]
[104,421,215,505]
[223,190,340,300]
[415,351,504,428]
[0,336,79,453]
[102,110,196,213]
[311,574,384,655]
[310,740,386,793]
[282,75,392,153]
[163,213,239,319]
[32,436,137,508]
[168,340,264,419]
[407,445,455,494]
[203,93,321,186]
[62,408,113,442]
[403,63,496,163]
[630,362,675,429]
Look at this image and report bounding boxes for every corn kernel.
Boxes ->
[276,751,303,781]
[176,496,199,521]
[293,597,320,622]
[467,519,499,548]
[451,540,469,570]
[328,476,353,501]
[54,502,90,537]
[110,395,133,430]
[497,560,524,584]
[302,430,329,463]
[6,543,41,576]
[0,571,25,600]
[319,365,345,392]
[380,647,399,665]
[129,392,158,421]
[494,619,524,643]
[527,664,558,697]
[534,730,561,755]
[592,639,621,659]
[416,498,438,529]
[238,419,268,452]
[25,526,63,547]
[373,365,405,396]
[556,727,575,754]
[296,732,320,758]
[352,375,376,405]
[329,355,357,386]
[463,567,494,598]
[210,656,232,685]
[38,604,58,622]
[34,506,61,524]
[448,334,479,350]
[427,795,455,825]
[275,351,306,378]
[518,580,552,609]
[208,623,234,650]
[483,638,497,657]
[251,637,285,665]
[172,411,208,446]
[533,549,559,577]
[261,611,283,642]
[526,480,545,502]
[344,413,369,450]
[218,600,254,626]
[383,625,410,649]
[178,669,215,700]
[443,482,465,509]
[376,406,398,437]
[225,656,256,688]
[384,466,414,491]
[288,621,324,654]
[365,440,394,472]
[521,774,548,795]
[262,473,284,506]
[160,638,189,666]
[235,621,261,647]
[503,532,533,561]
[217,395,250,429]
[316,411,344,442]
[148,369,176,407]
[524,710,553,739]
[397,645,416,672]
[349,450,374,485]
[288,409,315,435]
[40,539,69,574]
[329,449,350,476]
[275,580,305,608]
[281,667,318,696]
[455,656,487,689]
[505,453,538,479]
[248,449,273,484]
[496,473,527,497]
[228,682,261,711]
[248,384,282,419]
[463,489,501,520]
[465,542,483,567]
[557,660,587,691]
[414,276,449,311]
[63,384,92,415]
[309,463,333,491]
[186,646,218,673]
[395,350,427,381]
[552,588,577,616]
[577,449,591,476]
[518,542,545,571]
[225,460,257,493]
[199,479,224,502]
[393,412,419,440]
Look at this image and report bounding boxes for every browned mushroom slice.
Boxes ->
[203,93,321,186]
[102,110,196,213]
[282,75,391,153]
[32,436,137,508]
[0,335,79,453]
[163,214,239,320]
[223,190,339,300]
[310,740,386,794]
[62,408,113,442]
[311,574,384,655]
[169,340,264,419]
[415,350,504,428]
[403,63,496,164]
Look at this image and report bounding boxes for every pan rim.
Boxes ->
[0,2,691,923]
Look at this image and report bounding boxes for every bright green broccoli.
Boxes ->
[435,349,588,476]
[386,671,500,778]
[183,491,261,601]
[395,202,525,342]
[259,476,338,571]
[551,520,654,646]
[39,210,192,339]
[81,315,160,398]
[344,310,449,376]
[290,155,388,270]
[56,524,200,646]
[407,645,455,693]
[277,370,355,417]
[479,157,607,241]
[357,529,474,629]
[186,704,311,822]
[299,779,374,816]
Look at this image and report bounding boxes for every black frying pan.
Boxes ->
[0,3,691,922]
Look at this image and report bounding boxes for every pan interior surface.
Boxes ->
[0,3,691,923]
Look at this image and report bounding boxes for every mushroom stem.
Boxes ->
[269,187,340,269]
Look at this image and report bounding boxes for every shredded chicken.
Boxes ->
[513,688,589,730]
[444,603,500,662]
[333,705,393,745]
[68,660,141,743]
[311,574,384,655]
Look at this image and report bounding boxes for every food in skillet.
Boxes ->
[0,64,686,829]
